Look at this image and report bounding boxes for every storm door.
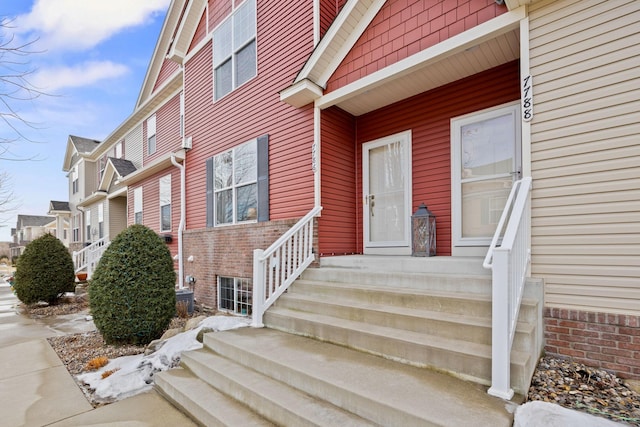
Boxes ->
[362,131,412,255]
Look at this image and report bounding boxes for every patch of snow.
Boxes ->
[77,315,250,403]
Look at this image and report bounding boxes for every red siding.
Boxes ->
[189,12,208,51]
[127,167,182,259]
[352,60,520,255]
[144,93,182,165]
[184,1,316,230]
[209,0,232,31]
[326,0,507,93]
[319,0,348,38]
[319,106,358,255]
[153,59,180,92]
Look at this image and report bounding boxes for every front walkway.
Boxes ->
[0,277,195,427]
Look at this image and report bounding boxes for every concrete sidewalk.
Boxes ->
[0,280,196,427]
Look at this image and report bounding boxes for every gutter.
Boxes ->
[171,152,186,289]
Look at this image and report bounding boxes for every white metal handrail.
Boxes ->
[483,177,532,400]
[251,206,322,327]
[72,237,109,280]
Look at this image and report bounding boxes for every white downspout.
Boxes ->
[171,153,185,289]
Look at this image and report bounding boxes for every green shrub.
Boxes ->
[13,233,75,305]
[89,224,176,345]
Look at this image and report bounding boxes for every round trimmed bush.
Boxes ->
[89,224,176,345]
[13,233,75,305]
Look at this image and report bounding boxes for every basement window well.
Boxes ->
[218,277,252,316]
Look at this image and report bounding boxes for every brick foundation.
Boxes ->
[182,218,319,310]
[544,307,640,380]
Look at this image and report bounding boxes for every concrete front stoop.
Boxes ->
[156,256,542,426]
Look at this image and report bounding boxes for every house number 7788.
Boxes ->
[522,75,533,122]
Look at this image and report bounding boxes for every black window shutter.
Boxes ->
[205,157,214,227]
[257,134,269,222]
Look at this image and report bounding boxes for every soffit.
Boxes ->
[320,29,521,116]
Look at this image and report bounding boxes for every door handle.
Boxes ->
[370,194,375,217]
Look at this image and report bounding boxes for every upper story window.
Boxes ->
[71,167,79,194]
[214,139,257,225]
[98,203,104,239]
[115,141,123,159]
[134,187,143,224]
[159,175,171,232]
[99,157,106,181]
[85,209,91,241]
[147,114,157,155]
[213,0,257,101]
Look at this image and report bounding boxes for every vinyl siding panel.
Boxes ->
[184,1,316,230]
[153,59,180,92]
[319,0,347,38]
[108,197,127,240]
[529,0,640,315]
[145,93,182,165]
[319,106,357,255]
[326,0,508,93]
[125,124,143,169]
[354,60,520,256]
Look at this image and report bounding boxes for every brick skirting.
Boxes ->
[544,307,640,380]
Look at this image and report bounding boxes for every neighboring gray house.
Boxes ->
[10,214,55,259]
[48,200,71,248]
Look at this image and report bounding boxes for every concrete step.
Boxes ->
[181,348,377,427]
[274,291,536,352]
[289,279,540,323]
[301,267,492,294]
[201,328,515,426]
[319,255,489,275]
[263,306,532,392]
[155,368,274,426]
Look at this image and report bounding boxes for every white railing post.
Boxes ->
[251,206,322,327]
[488,247,514,400]
[252,248,265,328]
[484,177,532,399]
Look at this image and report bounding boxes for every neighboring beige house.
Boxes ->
[47,200,71,248]
[9,214,55,259]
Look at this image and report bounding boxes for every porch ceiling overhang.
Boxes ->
[117,149,185,186]
[283,5,525,117]
[77,191,107,208]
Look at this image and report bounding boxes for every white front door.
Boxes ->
[451,102,521,251]
[363,131,412,255]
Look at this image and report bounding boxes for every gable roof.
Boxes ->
[62,135,101,172]
[49,201,70,213]
[16,215,54,229]
[97,157,138,192]
[137,0,189,107]
[281,0,525,115]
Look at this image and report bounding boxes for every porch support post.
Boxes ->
[251,249,265,328]
[488,246,514,400]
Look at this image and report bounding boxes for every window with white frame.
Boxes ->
[134,187,143,224]
[147,114,156,155]
[213,0,256,100]
[159,175,171,232]
[72,214,80,242]
[71,167,79,194]
[85,209,91,242]
[218,277,252,315]
[115,141,123,159]
[214,139,257,225]
[99,156,106,181]
[98,203,104,239]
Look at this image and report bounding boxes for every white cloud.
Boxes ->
[13,0,171,51]
[30,61,129,92]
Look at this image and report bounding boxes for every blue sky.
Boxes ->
[0,0,171,241]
